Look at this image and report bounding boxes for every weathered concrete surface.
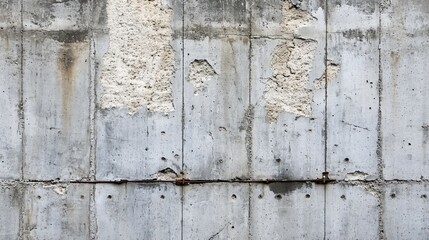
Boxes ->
[326,183,379,239]
[384,183,429,240]
[95,183,181,239]
[249,182,324,239]
[250,0,326,180]
[183,183,249,239]
[0,31,21,180]
[0,184,20,239]
[326,0,380,180]
[22,183,91,239]
[2,0,429,239]
[23,31,91,180]
[381,0,429,180]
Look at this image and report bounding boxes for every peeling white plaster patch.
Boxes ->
[265,39,318,122]
[264,0,321,123]
[43,185,67,195]
[99,0,175,114]
[345,171,369,181]
[188,59,217,95]
[314,62,341,89]
[281,1,316,34]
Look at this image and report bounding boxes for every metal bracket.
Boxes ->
[315,172,332,184]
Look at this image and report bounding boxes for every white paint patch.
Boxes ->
[100,0,175,114]
[188,59,217,95]
[345,171,369,181]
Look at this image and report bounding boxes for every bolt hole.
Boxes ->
[305,194,310,198]
[390,193,396,198]
[80,195,85,199]
[107,195,112,199]
[258,194,263,199]
[421,194,427,199]
[340,195,346,200]
[161,157,166,161]
[37,195,41,199]
[161,131,166,135]
[231,226,235,229]
[275,158,281,163]
[408,143,411,146]
[344,158,350,162]
[275,194,282,200]
[161,195,165,199]
[231,194,237,199]
[145,147,149,151]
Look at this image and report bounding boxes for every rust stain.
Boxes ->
[57,44,78,128]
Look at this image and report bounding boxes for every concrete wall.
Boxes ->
[0,0,428,239]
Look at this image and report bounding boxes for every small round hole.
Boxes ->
[275,194,282,200]
[390,193,396,198]
[421,194,427,199]
[37,195,41,199]
[258,194,263,199]
[305,194,310,198]
[231,194,237,199]
[80,195,85,199]
[275,158,281,163]
[107,195,112,199]
[344,158,350,162]
[160,195,165,199]
[340,195,346,200]
[161,157,166,161]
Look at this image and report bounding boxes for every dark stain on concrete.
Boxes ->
[330,0,376,14]
[49,30,88,43]
[342,28,377,41]
[269,182,310,195]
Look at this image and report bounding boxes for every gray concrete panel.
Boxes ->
[326,0,380,180]
[183,183,249,239]
[0,31,22,180]
[95,183,181,240]
[249,182,324,239]
[183,36,250,180]
[22,183,91,239]
[384,183,429,240]
[23,31,91,180]
[326,183,379,239]
[0,183,21,240]
[381,0,429,180]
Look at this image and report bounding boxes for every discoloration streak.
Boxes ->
[99,0,175,114]
[57,43,83,126]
